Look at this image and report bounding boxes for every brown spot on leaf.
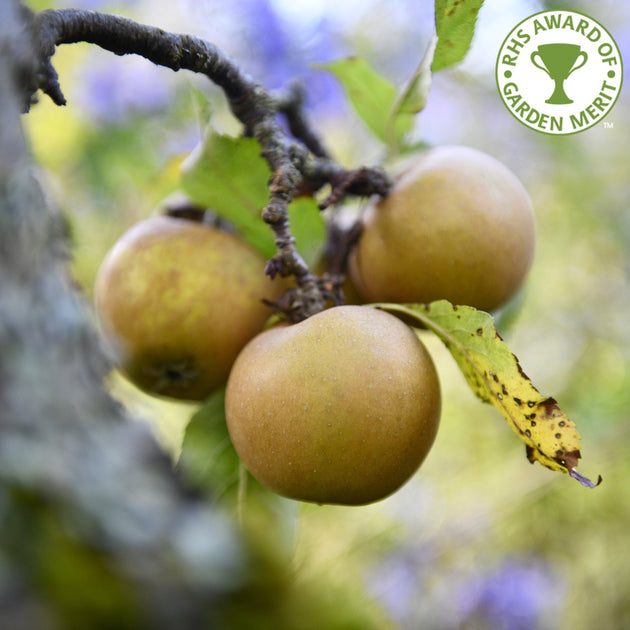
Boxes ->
[539,397,560,417]
[515,360,529,379]
[526,445,535,463]
[555,448,581,470]
[476,328,483,336]
[445,0,464,15]
[502,384,508,396]
[555,433,562,439]
[513,397,522,406]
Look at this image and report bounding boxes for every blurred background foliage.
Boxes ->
[20,0,630,628]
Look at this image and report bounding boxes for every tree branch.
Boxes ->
[28,7,392,321]
[272,80,330,159]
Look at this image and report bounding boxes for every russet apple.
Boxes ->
[225,305,441,505]
[349,145,536,311]
[94,215,284,400]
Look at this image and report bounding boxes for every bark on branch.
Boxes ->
[28,7,391,321]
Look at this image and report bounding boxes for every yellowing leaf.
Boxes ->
[378,300,601,488]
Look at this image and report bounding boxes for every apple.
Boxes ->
[225,305,441,505]
[94,215,284,400]
[349,145,536,312]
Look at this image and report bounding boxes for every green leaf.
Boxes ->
[180,130,275,257]
[187,83,214,130]
[177,389,242,500]
[392,33,439,119]
[178,390,299,541]
[180,129,325,264]
[177,390,303,505]
[316,56,413,148]
[376,300,601,488]
[288,196,326,268]
[432,0,485,71]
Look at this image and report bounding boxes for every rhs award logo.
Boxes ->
[496,10,623,135]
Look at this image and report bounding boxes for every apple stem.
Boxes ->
[26,7,391,321]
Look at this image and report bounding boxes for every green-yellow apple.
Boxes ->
[94,215,284,400]
[225,305,441,505]
[349,145,536,311]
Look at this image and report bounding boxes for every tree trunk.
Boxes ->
[0,3,248,628]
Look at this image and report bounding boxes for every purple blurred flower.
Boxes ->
[456,558,566,630]
[365,546,437,624]
[367,546,566,630]
[73,54,174,125]
[366,549,424,621]
[238,0,347,112]
[182,0,348,114]
[241,0,293,87]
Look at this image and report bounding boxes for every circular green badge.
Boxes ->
[496,10,623,135]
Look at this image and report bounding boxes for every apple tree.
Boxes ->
[0,1,603,628]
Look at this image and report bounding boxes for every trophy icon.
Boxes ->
[530,44,588,104]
